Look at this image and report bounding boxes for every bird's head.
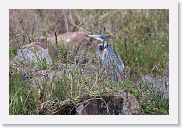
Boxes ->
[87,34,108,48]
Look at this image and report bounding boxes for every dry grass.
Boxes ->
[9,9,169,115]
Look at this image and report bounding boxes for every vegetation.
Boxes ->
[9,9,169,115]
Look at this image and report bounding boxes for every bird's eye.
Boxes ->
[99,45,104,51]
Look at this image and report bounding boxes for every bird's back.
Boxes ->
[97,46,125,82]
[106,47,124,72]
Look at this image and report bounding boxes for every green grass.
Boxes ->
[9,9,169,115]
[9,73,36,114]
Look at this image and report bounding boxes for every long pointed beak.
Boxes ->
[87,34,103,42]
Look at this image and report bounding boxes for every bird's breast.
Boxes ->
[101,49,108,61]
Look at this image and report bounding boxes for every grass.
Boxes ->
[9,73,36,114]
[9,9,169,115]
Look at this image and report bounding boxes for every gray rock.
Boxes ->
[76,92,141,115]
[15,42,52,66]
[138,75,169,99]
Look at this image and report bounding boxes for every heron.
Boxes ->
[88,34,125,82]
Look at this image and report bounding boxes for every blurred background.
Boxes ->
[9,9,169,76]
[9,9,169,115]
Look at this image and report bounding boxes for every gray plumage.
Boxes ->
[88,34,125,82]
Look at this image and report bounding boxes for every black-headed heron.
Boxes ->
[88,34,125,82]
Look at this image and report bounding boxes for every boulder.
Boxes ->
[138,75,169,99]
[14,41,52,66]
[47,31,90,48]
[76,92,141,115]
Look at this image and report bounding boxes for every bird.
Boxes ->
[87,34,125,82]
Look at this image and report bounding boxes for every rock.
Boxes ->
[138,75,169,99]
[76,92,141,115]
[37,92,141,115]
[47,31,90,48]
[14,41,52,66]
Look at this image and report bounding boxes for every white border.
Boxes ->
[0,0,178,124]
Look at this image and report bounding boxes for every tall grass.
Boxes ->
[9,9,169,115]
